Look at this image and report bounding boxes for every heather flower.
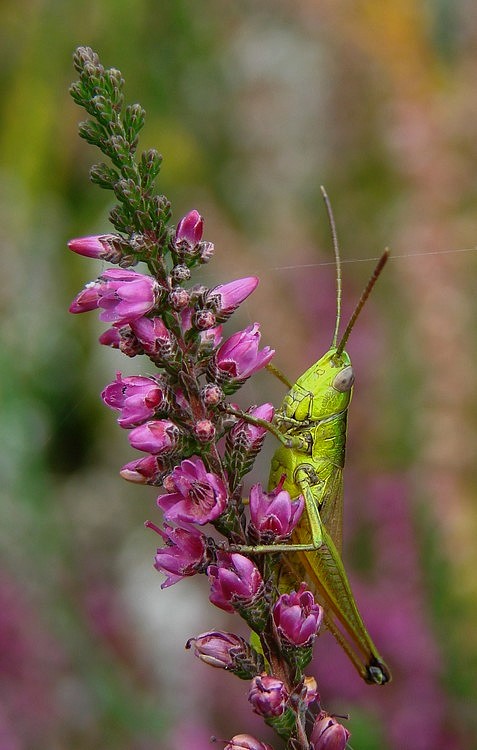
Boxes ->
[273,584,323,648]
[230,403,274,450]
[68,234,120,260]
[248,674,289,718]
[208,552,264,614]
[225,735,274,750]
[128,419,180,454]
[310,712,350,750]
[249,482,304,542]
[157,456,228,525]
[102,373,165,427]
[145,520,208,588]
[175,209,204,246]
[69,268,158,324]
[130,316,173,356]
[119,455,166,484]
[214,323,274,390]
[205,276,259,322]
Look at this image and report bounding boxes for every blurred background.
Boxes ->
[2,1,477,748]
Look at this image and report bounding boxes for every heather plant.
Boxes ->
[68,46,350,749]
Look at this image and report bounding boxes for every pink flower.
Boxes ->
[128,419,180,454]
[208,552,263,613]
[215,323,274,385]
[119,455,166,484]
[130,316,172,356]
[230,403,274,450]
[157,456,228,525]
[175,209,204,245]
[68,234,119,260]
[205,276,259,321]
[310,712,350,750]
[272,584,323,648]
[187,630,248,669]
[249,481,304,542]
[225,735,274,750]
[145,520,208,588]
[70,269,158,324]
[102,373,165,427]
[248,674,289,718]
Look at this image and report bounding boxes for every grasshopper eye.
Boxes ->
[332,366,354,392]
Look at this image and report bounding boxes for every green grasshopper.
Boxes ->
[232,190,391,685]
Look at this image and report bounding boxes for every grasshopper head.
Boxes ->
[287,347,354,423]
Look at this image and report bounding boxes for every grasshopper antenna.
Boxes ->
[335,249,389,357]
[320,186,342,348]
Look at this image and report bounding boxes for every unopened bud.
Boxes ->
[201,384,224,407]
[225,735,273,750]
[194,419,216,443]
[194,309,217,330]
[171,264,191,282]
[199,240,214,263]
[169,288,190,310]
[310,712,350,750]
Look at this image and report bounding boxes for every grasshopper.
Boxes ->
[232,189,391,685]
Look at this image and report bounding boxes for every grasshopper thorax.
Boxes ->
[279,347,354,425]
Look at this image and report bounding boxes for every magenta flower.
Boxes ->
[175,209,204,245]
[130,315,172,356]
[249,482,304,542]
[187,630,248,669]
[70,268,158,324]
[119,455,166,484]
[208,552,263,614]
[225,735,274,750]
[68,234,118,260]
[205,276,259,321]
[102,373,165,427]
[157,456,228,525]
[215,323,274,385]
[272,584,323,648]
[310,712,350,750]
[145,520,208,588]
[128,419,180,454]
[230,403,274,450]
[248,674,289,718]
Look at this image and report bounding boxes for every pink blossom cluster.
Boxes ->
[68,209,346,749]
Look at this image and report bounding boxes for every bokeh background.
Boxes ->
[2,1,477,748]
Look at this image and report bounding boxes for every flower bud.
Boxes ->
[199,240,214,263]
[128,419,181,454]
[171,264,191,282]
[119,455,167,485]
[68,234,122,261]
[248,674,289,718]
[194,419,216,443]
[193,309,217,330]
[201,383,224,407]
[310,713,350,750]
[205,276,258,322]
[186,630,263,678]
[224,735,273,750]
[175,209,204,246]
[169,288,190,311]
